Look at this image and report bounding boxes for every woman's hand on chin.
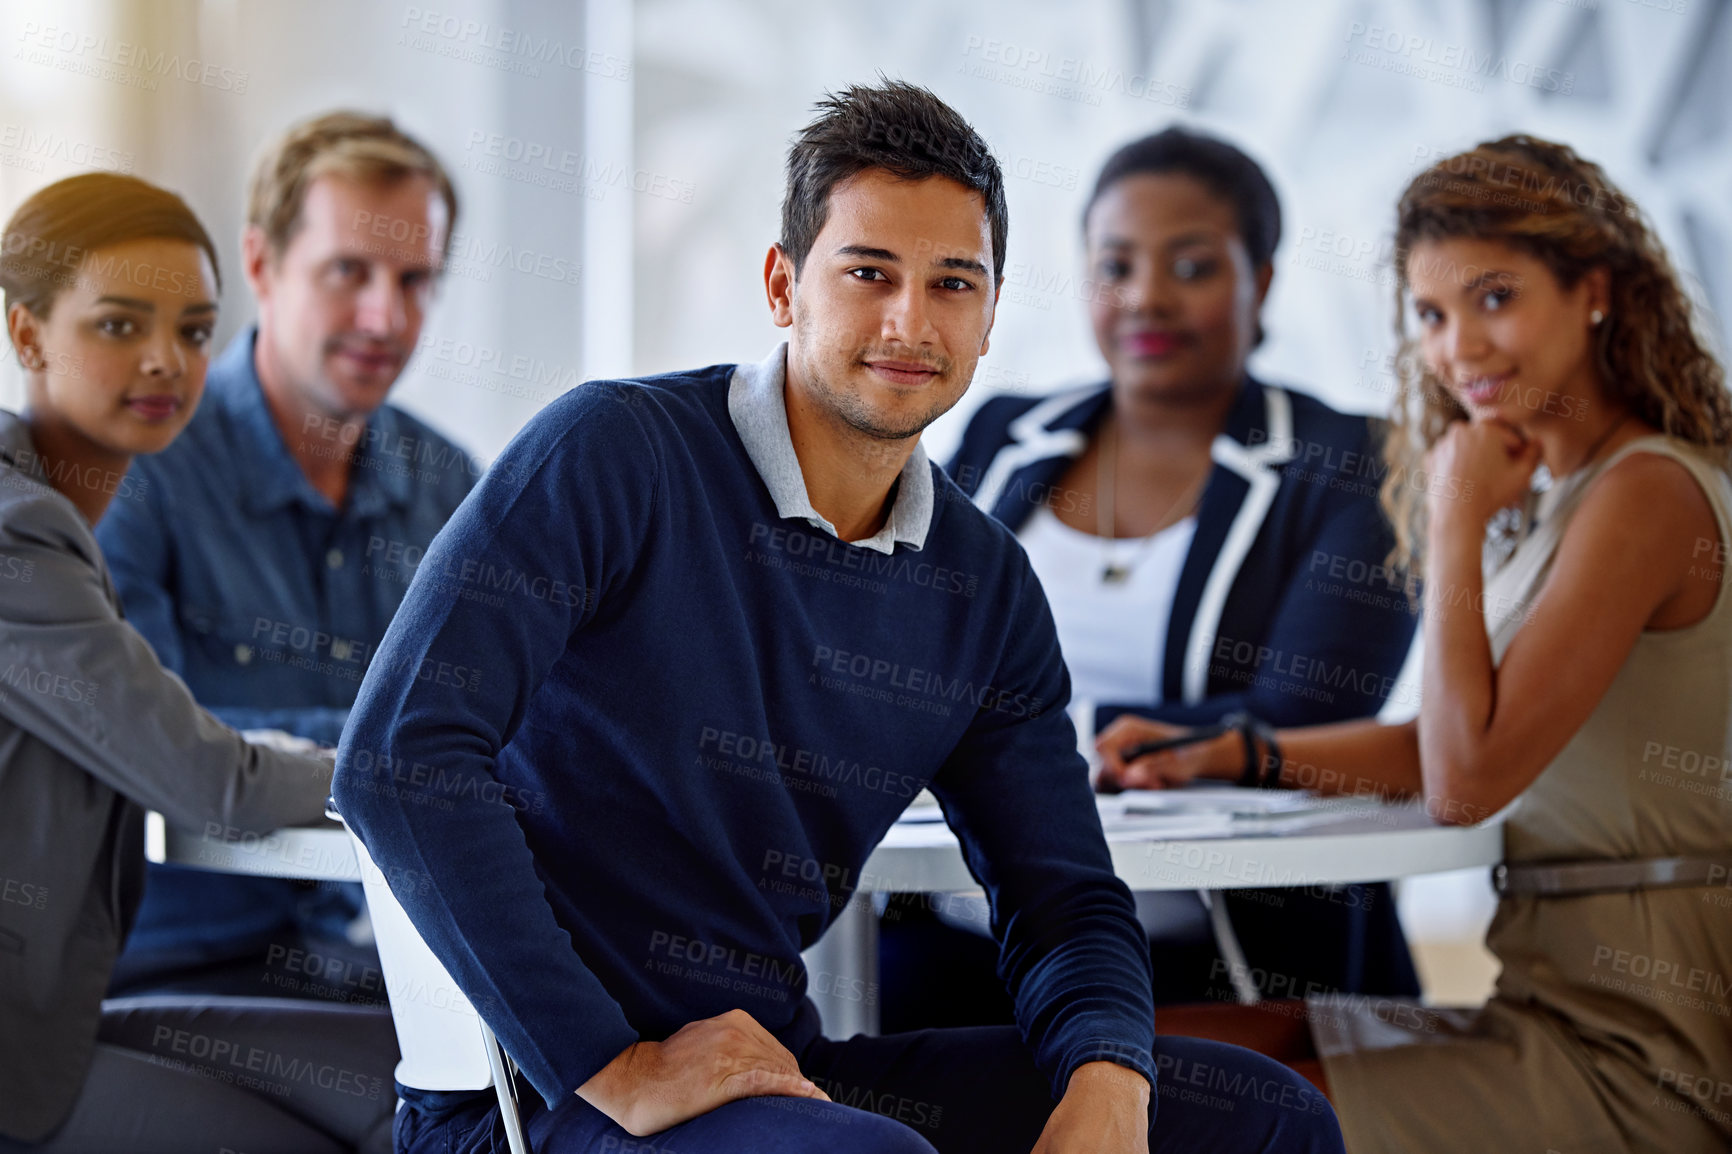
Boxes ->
[1424,416,1542,527]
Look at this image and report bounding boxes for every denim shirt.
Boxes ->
[95,328,477,961]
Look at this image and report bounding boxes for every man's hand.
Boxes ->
[1032,1061,1150,1154]
[576,1008,829,1136]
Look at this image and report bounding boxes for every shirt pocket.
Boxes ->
[178,604,276,671]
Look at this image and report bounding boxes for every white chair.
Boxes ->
[331,808,531,1154]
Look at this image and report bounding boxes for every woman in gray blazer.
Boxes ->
[0,174,395,1153]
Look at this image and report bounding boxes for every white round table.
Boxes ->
[157,796,1502,1037]
[862,796,1500,891]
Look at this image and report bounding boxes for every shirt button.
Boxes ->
[326,548,345,569]
[331,638,350,660]
[234,644,253,665]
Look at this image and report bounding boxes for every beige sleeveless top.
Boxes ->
[1481,434,1732,1118]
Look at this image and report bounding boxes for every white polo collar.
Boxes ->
[727,343,933,554]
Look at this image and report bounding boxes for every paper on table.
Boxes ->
[1103,786,1321,817]
[885,804,1241,844]
[892,785,1369,845]
[1102,811,1237,840]
[1103,787,1387,838]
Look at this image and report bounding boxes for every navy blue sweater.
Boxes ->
[335,365,1157,1111]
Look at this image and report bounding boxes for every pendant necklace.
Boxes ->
[1096,419,1209,584]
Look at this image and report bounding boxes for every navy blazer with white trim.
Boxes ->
[945,377,1418,733]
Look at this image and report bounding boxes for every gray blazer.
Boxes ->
[0,412,334,1143]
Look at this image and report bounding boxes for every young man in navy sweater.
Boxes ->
[336,81,1343,1154]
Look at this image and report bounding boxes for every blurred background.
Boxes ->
[3,0,1729,1004]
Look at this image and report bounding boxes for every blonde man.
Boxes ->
[97,111,477,1001]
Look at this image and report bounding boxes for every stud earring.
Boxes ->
[1590,309,1605,326]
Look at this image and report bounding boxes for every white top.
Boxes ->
[1018,504,1196,715]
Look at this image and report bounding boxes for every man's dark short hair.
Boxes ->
[780,80,1007,284]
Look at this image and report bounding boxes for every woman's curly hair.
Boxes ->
[1380,134,1731,575]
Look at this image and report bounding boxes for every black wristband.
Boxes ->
[1221,711,1281,789]
[1259,730,1284,789]
[1221,712,1260,787]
